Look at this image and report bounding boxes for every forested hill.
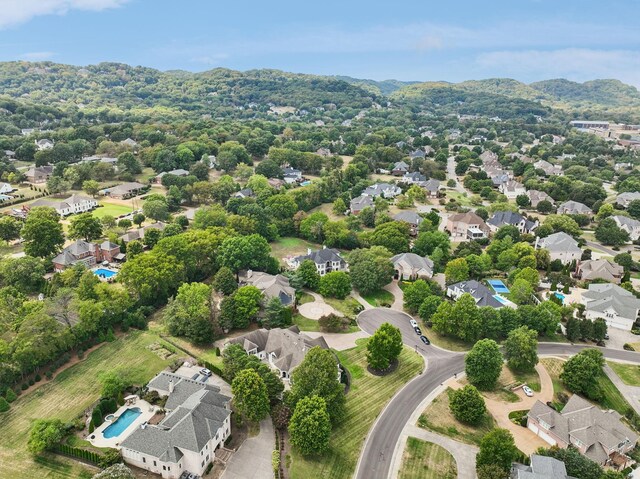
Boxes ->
[0,62,377,113]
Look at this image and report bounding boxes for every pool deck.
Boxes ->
[88,398,158,449]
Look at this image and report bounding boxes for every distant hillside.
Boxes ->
[530,79,640,107]
[0,62,376,114]
[333,76,419,96]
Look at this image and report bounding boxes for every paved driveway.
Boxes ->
[222,418,274,479]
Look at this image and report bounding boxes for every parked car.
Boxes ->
[522,385,534,397]
[414,327,422,336]
[199,368,212,376]
[420,335,430,345]
[410,319,418,328]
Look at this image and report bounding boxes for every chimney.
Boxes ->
[168,379,174,393]
[307,248,312,255]
[323,245,326,250]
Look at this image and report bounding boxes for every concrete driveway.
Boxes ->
[222,418,275,479]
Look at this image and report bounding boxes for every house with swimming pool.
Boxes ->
[52,239,123,272]
[119,372,231,479]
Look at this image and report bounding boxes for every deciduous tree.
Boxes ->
[289,395,331,456]
[449,385,486,425]
[465,339,503,390]
[232,369,270,423]
[366,322,403,370]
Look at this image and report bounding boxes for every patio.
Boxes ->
[88,397,157,449]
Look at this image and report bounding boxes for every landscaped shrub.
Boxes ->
[28,378,35,386]
[100,398,117,415]
[88,420,95,434]
[5,389,17,403]
[117,391,124,407]
[624,343,635,351]
[21,383,28,390]
[98,448,121,468]
[92,405,104,427]
[0,397,10,412]
[45,371,53,380]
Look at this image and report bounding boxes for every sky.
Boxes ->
[0,0,639,86]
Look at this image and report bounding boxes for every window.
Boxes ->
[201,461,205,467]
[153,461,157,467]
[162,466,166,471]
[142,458,146,464]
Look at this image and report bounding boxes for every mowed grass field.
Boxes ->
[289,339,423,479]
[0,330,173,479]
[270,236,321,266]
[608,361,640,387]
[92,201,134,219]
[398,437,457,479]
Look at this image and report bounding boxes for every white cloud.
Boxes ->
[19,51,55,60]
[0,0,130,29]
[475,48,640,87]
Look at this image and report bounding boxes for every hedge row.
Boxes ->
[159,336,224,377]
[55,443,101,465]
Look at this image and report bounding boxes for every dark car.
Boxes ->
[420,335,430,345]
[414,326,422,336]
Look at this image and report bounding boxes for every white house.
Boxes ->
[535,232,582,265]
[0,182,14,194]
[391,253,433,280]
[362,183,402,199]
[499,180,527,199]
[30,194,98,216]
[35,139,54,150]
[291,247,348,276]
[582,283,640,331]
[283,167,302,184]
[120,372,231,479]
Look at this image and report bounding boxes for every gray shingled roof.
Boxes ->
[448,280,504,308]
[582,283,640,320]
[295,248,345,266]
[538,232,582,254]
[393,211,423,225]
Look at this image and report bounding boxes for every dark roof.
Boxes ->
[487,211,536,230]
[448,280,504,308]
[295,248,344,265]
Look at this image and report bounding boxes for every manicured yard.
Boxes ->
[0,330,173,479]
[608,361,640,387]
[461,365,540,403]
[289,339,424,479]
[398,437,457,479]
[293,313,321,332]
[445,190,472,206]
[422,329,471,352]
[361,289,394,307]
[418,387,495,446]
[270,237,322,265]
[324,296,362,318]
[92,200,134,219]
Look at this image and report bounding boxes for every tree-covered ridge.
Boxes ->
[530,78,640,107]
[0,62,376,113]
[332,76,419,96]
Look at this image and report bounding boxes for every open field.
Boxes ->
[608,362,640,387]
[398,437,457,479]
[418,387,495,446]
[0,330,173,479]
[270,236,322,266]
[92,200,134,219]
[290,339,423,479]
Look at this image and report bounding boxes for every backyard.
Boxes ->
[361,289,394,307]
[270,236,323,266]
[91,200,135,219]
[289,339,423,479]
[398,437,457,479]
[0,330,174,479]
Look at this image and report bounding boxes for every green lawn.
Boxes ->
[324,296,362,318]
[361,289,394,307]
[418,387,494,446]
[289,339,424,479]
[293,313,321,332]
[445,191,472,206]
[422,329,471,352]
[270,237,321,266]
[398,437,457,479]
[608,362,640,387]
[0,330,173,479]
[92,201,134,219]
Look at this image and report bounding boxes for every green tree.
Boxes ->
[465,339,503,390]
[293,260,320,291]
[263,297,292,329]
[213,266,238,295]
[413,230,451,257]
[347,247,394,295]
[164,282,213,344]
[403,280,432,314]
[143,198,169,221]
[68,212,103,241]
[233,286,263,327]
[504,326,538,372]
[516,194,530,208]
[21,206,65,257]
[595,217,630,246]
[0,396,9,412]
[476,428,519,474]
[445,258,469,284]
[290,347,345,424]
[118,252,186,305]
[332,198,347,216]
[449,385,486,425]
[82,179,100,197]
[117,151,142,174]
[289,395,331,456]
[0,216,22,242]
[133,213,145,227]
[0,256,46,293]
[319,271,351,299]
[510,278,534,305]
[99,371,127,398]
[232,369,270,423]
[418,295,443,324]
[368,221,410,254]
[27,419,66,454]
[566,317,581,342]
[593,318,607,343]
[126,240,144,259]
[560,349,604,399]
[218,234,276,273]
[366,322,403,370]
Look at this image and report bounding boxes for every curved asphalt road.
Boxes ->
[355,308,640,479]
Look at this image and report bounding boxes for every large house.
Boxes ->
[120,372,231,479]
[283,167,302,184]
[575,259,624,284]
[155,169,189,184]
[535,232,582,265]
[119,222,167,243]
[225,326,335,382]
[291,247,347,276]
[103,182,146,200]
[527,190,554,208]
[487,211,537,234]
[446,212,489,240]
[391,253,433,280]
[362,183,402,199]
[391,161,410,176]
[581,283,640,331]
[512,455,572,479]
[446,280,505,308]
[611,215,640,241]
[35,139,54,150]
[25,165,53,184]
[349,194,374,214]
[401,171,427,185]
[30,194,97,216]
[238,270,296,306]
[393,211,423,235]
[499,180,527,199]
[616,192,640,208]
[423,179,441,198]
[534,159,563,176]
[0,182,14,194]
[528,395,638,466]
[557,200,592,216]
[52,240,122,272]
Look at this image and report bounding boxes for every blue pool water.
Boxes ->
[94,268,117,279]
[300,180,311,186]
[488,279,510,294]
[103,407,142,438]
[554,292,565,303]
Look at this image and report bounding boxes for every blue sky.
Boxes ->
[0,0,639,86]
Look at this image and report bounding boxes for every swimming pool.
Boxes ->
[300,180,311,186]
[488,279,510,294]
[554,292,565,303]
[493,294,509,305]
[103,407,141,439]
[94,268,117,279]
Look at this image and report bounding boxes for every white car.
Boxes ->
[522,385,534,397]
[199,368,212,377]
[410,319,418,328]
